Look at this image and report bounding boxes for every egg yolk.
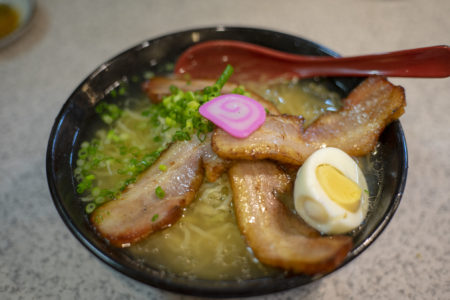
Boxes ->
[316,164,361,212]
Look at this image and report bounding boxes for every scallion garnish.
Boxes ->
[95,102,123,124]
[215,64,234,89]
[85,203,96,214]
[155,186,165,199]
[76,65,236,213]
[152,214,159,222]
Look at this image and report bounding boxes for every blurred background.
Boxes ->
[1,0,449,299]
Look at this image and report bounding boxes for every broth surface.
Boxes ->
[128,175,280,280]
[248,79,342,126]
[77,77,381,280]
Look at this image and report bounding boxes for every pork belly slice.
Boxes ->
[91,139,205,247]
[202,137,231,182]
[229,160,352,274]
[213,76,406,165]
[142,77,280,115]
[213,114,308,165]
[303,75,406,156]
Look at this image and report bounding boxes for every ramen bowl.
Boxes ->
[46,26,408,297]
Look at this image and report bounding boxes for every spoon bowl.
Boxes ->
[175,40,450,81]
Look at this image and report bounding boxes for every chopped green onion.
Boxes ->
[196,132,207,142]
[152,214,159,222]
[172,130,191,141]
[232,85,250,96]
[76,65,235,214]
[155,186,165,199]
[85,203,96,214]
[95,102,123,125]
[106,130,121,142]
[215,64,234,89]
[143,71,155,80]
[92,187,100,197]
[94,197,106,205]
[118,86,127,96]
[165,62,175,71]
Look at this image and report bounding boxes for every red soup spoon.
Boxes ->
[174,40,450,81]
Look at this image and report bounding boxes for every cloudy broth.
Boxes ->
[81,77,381,280]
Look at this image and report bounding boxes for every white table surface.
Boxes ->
[1,0,449,299]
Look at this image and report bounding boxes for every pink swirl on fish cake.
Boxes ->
[199,94,266,138]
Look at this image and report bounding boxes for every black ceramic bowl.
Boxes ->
[46,26,408,298]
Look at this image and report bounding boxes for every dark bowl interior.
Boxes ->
[46,26,408,298]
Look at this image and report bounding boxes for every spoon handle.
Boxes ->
[175,40,450,79]
[290,45,450,78]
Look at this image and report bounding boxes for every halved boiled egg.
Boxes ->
[294,147,369,234]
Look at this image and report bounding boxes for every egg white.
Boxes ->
[294,147,368,234]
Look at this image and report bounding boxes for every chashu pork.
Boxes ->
[229,160,353,274]
[91,138,205,247]
[212,76,406,165]
[202,139,232,182]
[91,134,230,247]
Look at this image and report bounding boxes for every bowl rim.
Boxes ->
[46,25,408,298]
